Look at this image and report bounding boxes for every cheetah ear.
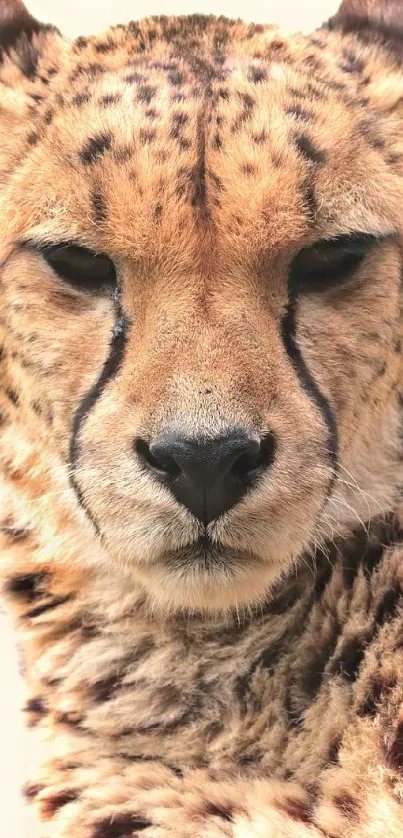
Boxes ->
[329,0,403,37]
[0,0,42,50]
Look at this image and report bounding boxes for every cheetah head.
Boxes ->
[2,0,403,612]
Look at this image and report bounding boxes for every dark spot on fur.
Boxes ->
[375,585,401,627]
[95,40,114,54]
[55,711,84,729]
[231,93,255,132]
[6,388,19,405]
[252,129,267,145]
[204,802,233,821]
[6,571,48,601]
[31,400,42,415]
[289,87,305,99]
[270,39,286,51]
[139,128,156,145]
[209,170,223,191]
[370,137,385,151]
[73,92,90,107]
[248,65,267,83]
[27,131,39,145]
[212,132,222,150]
[41,789,79,819]
[383,719,403,772]
[303,54,323,71]
[205,720,224,741]
[235,639,285,715]
[85,63,105,77]
[324,78,348,93]
[247,23,265,36]
[238,749,263,767]
[362,543,384,578]
[93,637,155,703]
[340,50,364,74]
[124,72,145,85]
[280,797,313,822]
[80,133,112,164]
[93,673,119,703]
[239,91,255,110]
[358,680,380,717]
[329,636,366,682]
[266,582,301,615]
[22,783,44,801]
[24,696,45,713]
[333,792,360,820]
[171,111,188,130]
[99,94,121,107]
[240,163,256,176]
[327,735,342,764]
[75,36,88,50]
[25,594,72,620]
[286,105,314,122]
[44,108,53,125]
[294,134,326,165]
[92,814,151,837]
[137,85,157,104]
[310,37,326,49]
[157,683,183,714]
[168,71,184,86]
[357,118,374,137]
[357,119,385,152]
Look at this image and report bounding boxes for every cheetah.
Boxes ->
[3,0,403,834]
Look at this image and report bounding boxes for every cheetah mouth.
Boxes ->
[159,536,262,574]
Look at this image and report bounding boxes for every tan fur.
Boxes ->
[2,0,403,834]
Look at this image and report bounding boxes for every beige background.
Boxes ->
[0,1,339,835]
[29,1,338,37]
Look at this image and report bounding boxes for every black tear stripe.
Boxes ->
[281,296,339,496]
[69,291,128,533]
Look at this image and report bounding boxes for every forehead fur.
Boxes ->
[1,13,403,271]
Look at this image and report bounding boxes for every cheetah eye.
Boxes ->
[290,233,380,294]
[39,244,116,292]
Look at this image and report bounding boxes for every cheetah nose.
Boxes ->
[134,428,276,524]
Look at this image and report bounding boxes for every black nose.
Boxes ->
[135,429,276,524]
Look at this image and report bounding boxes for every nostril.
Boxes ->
[231,433,276,481]
[134,437,181,479]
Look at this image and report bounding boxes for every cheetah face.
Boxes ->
[2,2,403,611]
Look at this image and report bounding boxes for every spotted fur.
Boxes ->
[3,0,403,834]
